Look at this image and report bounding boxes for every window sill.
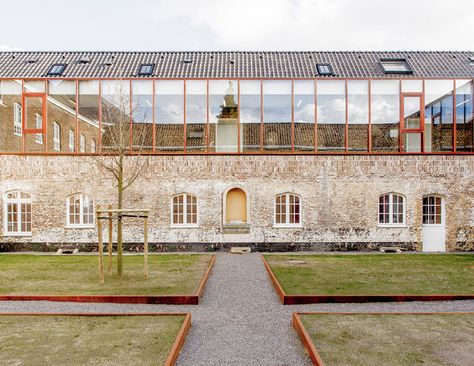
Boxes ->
[170,224,199,229]
[273,224,303,229]
[65,225,95,229]
[378,224,407,228]
[3,232,32,237]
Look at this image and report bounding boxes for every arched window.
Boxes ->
[4,190,32,235]
[67,194,94,227]
[171,193,198,227]
[274,193,302,227]
[379,193,405,226]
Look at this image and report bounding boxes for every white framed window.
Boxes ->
[66,194,94,227]
[378,193,406,226]
[35,114,43,144]
[80,134,86,153]
[53,122,61,151]
[274,193,302,227]
[13,103,22,136]
[171,193,198,227]
[3,190,32,236]
[68,129,75,152]
[90,139,96,153]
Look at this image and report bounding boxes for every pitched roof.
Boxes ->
[0,51,473,79]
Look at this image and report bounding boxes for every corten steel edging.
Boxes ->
[262,255,474,305]
[0,255,215,305]
[0,312,191,366]
[292,312,474,366]
[292,313,326,366]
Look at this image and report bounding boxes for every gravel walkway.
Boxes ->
[1,253,474,365]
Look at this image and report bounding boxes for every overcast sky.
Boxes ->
[1,0,472,51]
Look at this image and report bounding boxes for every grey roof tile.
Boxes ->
[0,51,472,79]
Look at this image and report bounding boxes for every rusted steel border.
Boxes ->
[0,312,191,366]
[0,255,215,305]
[262,255,474,305]
[292,313,326,366]
[293,312,474,366]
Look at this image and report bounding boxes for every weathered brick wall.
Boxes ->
[0,155,472,251]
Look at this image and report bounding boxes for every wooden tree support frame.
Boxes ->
[96,205,150,283]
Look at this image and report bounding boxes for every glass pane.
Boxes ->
[403,96,421,129]
[0,80,22,152]
[317,80,345,151]
[132,80,153,152]
[401,80,422,93]
[186,80,207,152]
[209,80,238,153]
[155,80,184,152]
[24,96,45,153]
[371,80,400,152]
[24,80,45,93]
[347,80,368,151]
[78,81,100,154]
[263,81,292,151]
[294,81,315,151]
[240,80,261,152]
[101,81,131,152]
[455,80,473,152]
[47,80,76,153]
[403,133,422,152]
[424,80,454,152]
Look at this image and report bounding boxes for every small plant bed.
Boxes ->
[293,312,474,366]
[263,254,474,304]
[0,254,215,304]
[0,313,190,366]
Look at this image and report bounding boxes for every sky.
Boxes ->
[0,0,472,51]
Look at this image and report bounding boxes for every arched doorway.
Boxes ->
[225,188,247,225]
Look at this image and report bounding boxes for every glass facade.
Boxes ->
[0,78,472,154]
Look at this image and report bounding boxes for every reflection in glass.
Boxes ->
[403,133,422,152]
[401,79,422,93]
[48,80,76,153]
[263,80,292,151]
[101,80,131,152]
[294,81,315,151]
[209,80,238,152]
[78,80,100,153]
[240,80,261,152]
[371,80,400,152]
[455,80,473,152]
[0,80,22,152]
[186,80,207,152]
[24,96,45,152]
[155,80,184,151]
[347,80,368,151]
[424,80,453,152]
[132,80,153,152]
[403,96,421,129]
[317,80,345,151]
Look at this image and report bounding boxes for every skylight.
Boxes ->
[138,63,154,76]
[316,63,333,76]
[47,63,66,76]
[380,59,413,74]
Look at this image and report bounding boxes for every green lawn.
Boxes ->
[0,314,185,365]
[300,313,474,366]
[265,254,474,295]
[0,254,212,295]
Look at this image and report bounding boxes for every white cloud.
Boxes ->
[0,44,23,52]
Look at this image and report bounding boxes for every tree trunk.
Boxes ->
[117,156,124,278]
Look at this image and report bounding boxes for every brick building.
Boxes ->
[0,51,472,252]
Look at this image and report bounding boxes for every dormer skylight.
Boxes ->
[138,63,154,76]
[316,63,333,76]
[380,59,413,74]
[47,63,67,76]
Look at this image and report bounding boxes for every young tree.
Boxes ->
[90,80,151,278]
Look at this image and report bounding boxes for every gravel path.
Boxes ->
[1,253,474,365]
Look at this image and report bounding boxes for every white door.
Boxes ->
[422,196,446,252]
